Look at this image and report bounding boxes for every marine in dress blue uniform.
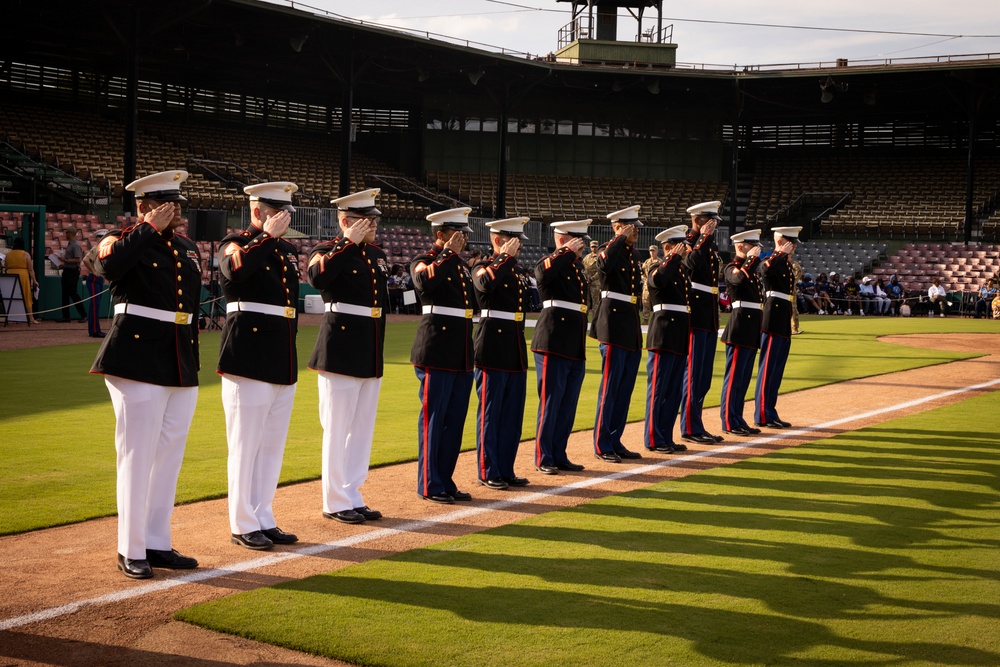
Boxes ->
[309,188,389,524]
[591,205,644,463]
[719,229,764,436]
[472,217,530,490]
[643,225,692,454]
[411,207,476,504]
[679,201,725,445]
[755,226,801,428]
[531,220,591,475]
[90,170,200,580]
[218,181,301,550]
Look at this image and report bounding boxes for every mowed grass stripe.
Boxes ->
[176,390,1000,667]
[0,317,992,535]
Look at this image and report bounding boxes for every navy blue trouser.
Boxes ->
[754,333,791,425]
[85,274,104,335]
[720,343,757,431]
[474,367,526,481]
[593,343,641,456]
[534,352,586,468]
[415,366,473,497]
[643,349,686,449]
[680,329,718,436]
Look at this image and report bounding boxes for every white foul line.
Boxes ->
[3,377,998,632]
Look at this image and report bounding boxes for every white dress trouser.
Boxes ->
[318,371,382,513]
[221,375,297,535]
[105,376,198,560]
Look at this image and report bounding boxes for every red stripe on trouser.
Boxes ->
[758,337,771,424]
[594,346,612,453]
[478,372,488,479]
[683,331,695,434]
[647,351,658,447]
[723,346,737,431]
[422,370,431,496]
[536,356,547,465]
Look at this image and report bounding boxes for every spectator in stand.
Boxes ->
[827,272,846,314]
[3,238,41,323]
[873,278,891,315]
[59,227,88,323]
[886,274,904,315]
[815,273,834,314]
[797,272,821,315]
[859,276,876,315]
[843,275,862,315]
[927,277,948,317]
[975,278,997,319]
[387,265,406,313]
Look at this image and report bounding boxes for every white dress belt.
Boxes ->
[114,303,193,325]
[227,301,297,318]
[600,290,638,304]
[422,305,473,319]
[479,309,525,322]
[690,282,719,294]
[541,299,588,314]
[731,301,762,310]
[766,291,792,301]
[652,303,690,313]
[325,302,382,318]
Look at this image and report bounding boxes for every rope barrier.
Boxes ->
[4,285,227,320]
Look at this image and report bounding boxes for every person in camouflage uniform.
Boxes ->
[641,244,662,324]
[581,239,602,318]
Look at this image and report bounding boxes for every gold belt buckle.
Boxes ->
[629,295,637,304]
[284,306,296,319]
[580,304,588,313]
[465,309,474,319]
[371,307,383,318]
[514,312,524,322]
[174,312,188,325]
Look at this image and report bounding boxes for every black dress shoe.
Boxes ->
[117,554,153,579]
[450,490,473,501]
[145,548,198,569]
[261,527,298,544]
[90,332,106,338]
[76,317,88,323]
[480,477,509,489]
[681,433,718,444]
[747,427,762,435]
[723,426,753,436]
[648,444,676,453]
[420,493,454,504]
[323,509,366,524]
[671,442,688,451]
[763,420,792,429]
[535,465,559,475]
[231,531,274,550]
[353,506,383,520]
[502,476,530,487]
[595,451,622,463]
[706,432,724,442]
[555,461,585,472]
[615,447,642,460]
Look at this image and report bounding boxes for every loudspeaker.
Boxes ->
[188,210,228,242]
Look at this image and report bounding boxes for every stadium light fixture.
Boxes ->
[647,79,660,95]
[820,77,835,103]
[289,34,309,53]
[468,67,485,85]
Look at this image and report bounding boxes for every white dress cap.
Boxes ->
[772,226,803,242]
[125,170,189,202]
[655,224,689,243]
[551,219,592,239]
[331,188,381,215]
[245,181,298,212]
[686,200,722,219]
[730,229,761,245]
[607,205,643,226]
[486,217,530,240]
[427,206,474,232]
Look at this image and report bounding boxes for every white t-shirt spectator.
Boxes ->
[928,283,947,299]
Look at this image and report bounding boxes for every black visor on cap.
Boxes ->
[442,221,473,233]
[258,197,295,212]
[492,229,529,241]
[137,189,186,202]
[342,206,382,216]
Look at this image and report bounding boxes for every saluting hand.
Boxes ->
[700,219,718,237]
[263,210,291,238]
[499,236,521,257]
[747,245,761,258]
[443,231,466,254]
[343,218,372,244]
[146,202,176,232]
[778,239,795,255]
[566,237,586,257]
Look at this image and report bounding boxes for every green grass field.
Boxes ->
[176,390,1000,667]
[0,316,994,535]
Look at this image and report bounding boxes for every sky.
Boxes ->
[270,0,1000,67]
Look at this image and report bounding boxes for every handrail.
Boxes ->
[767,191,852,224]
[369,173,470,210]
[811,192,854,223]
